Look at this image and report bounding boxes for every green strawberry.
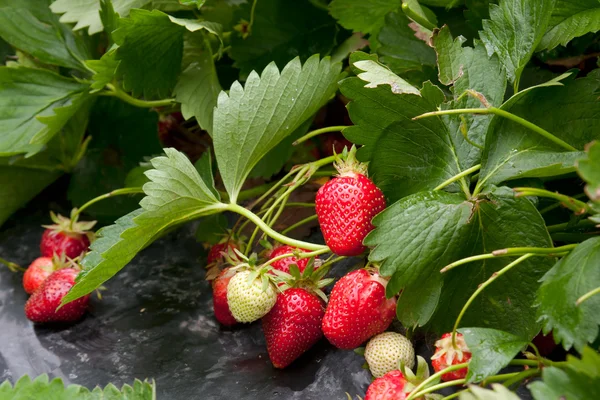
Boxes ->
[365,332,415,378]
[227,270,277,323]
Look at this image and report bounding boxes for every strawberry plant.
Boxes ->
[1,0,600,398]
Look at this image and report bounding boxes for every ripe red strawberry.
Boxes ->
[212,268,237,326]
[431,333,472,381]
[207,242,237,265]
[315,147,385,256]
[24,268,90,323]
[22,257,54,294]
[40,212,95,259]
[268,245,313,274]
[322,269,396,349]
[365,370,408,400]
[262,288,325,368]
[531,331,557,356]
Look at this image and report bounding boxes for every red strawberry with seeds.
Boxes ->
[431,333,472,381]
[365,370,408,400]
[315,146,385,256]
[268,245,313,274]
[262,288,325,368]
[24,268,90,323]
[322,268,396,349]
[212,268,238,326]
[23,257,54,294]
[40,212,95,259]
[207,242,237,265]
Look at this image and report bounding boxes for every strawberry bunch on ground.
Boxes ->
[431,333,472,381]
[40,212,95,259]
[315,146,386,256]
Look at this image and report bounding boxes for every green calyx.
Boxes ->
[270,258,334,303]
[401,356,441,399]
[333,145,368,177]
[44,211,96,237]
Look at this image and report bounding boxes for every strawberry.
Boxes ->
[262,288,325,368]
[24,268,90,323]
[315,147,386,256]
[322,268,396,349]
[207,242,238,266]
[212,268,238,326]
[268,245,313,274]
[431,333,472,381]
[365,370,409,400]
[531,331,557,357]
[365,332,415,378]
[22,257,54,294]
[40,212,95,259]
[226,268,277,323]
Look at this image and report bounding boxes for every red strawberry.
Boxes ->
[365,370,408,400]
[315,147,385,256]
[24,268,90,323]
[207,242,237,265]
[22,257,54,294]
[531,331,557,357]
[322,269,396,349]
[268,245,313,274]
[212,268,238,326]
[262,288,325,368]
[40,212,95,259]
[431,333,472,381]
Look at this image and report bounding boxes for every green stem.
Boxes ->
[0,257,24,272]
[576,286,600,305]
[406,363,470,400]
[513,187,590,215]
[540,193,587,214]
[247,0,258,36]
[230,182,276,203]
[551,232,599,243]
[434,164,481,191]
[226,204,328,252]
[262,248,330,268]
[248,168,298,210]
[410,379,467,399]
[286,202,315,208]
[441,244,577,273]
[319,256,346,270]
[452,254,534,346]
[267,194,289,227]
[101,84,175,108]
[71,188,144,223]
[502,368,540,388]
[293,126,349,146]
[546,219,597,233]
[508,359,540,367]
[281,215,319,235]
[442,389,467,400]
[414,108,578,151]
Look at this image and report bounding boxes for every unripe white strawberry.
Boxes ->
[365,332,415,378]
[226,270,277,323]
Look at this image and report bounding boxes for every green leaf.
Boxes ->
[0,0,90,71]
[396,274,442,328]
[174,34,221,132]
[64,148,223,302]
[538,0,600,51]
[460,327,529,383]
[179,0,206,9]
[195,213,228,244]
[460,384,522,400]
[230,0,338,77]
[479,0,555,88]
[367,187,553,336]
[213,54,341,203]
[114,9,185,99]
[86,49,120,92]
[377,11,436,74]
[50,0,151,35]
[352,56,421,95]
[401,0,438,30]
[478,71,600,189]
[194,150,219,199]
[529,347,600,400]
[433,26,507,169]
[0,374,155,399]
[0,66,90,157]
[577,141,600,202]
[536,237,600,352]
[329,0,401,35]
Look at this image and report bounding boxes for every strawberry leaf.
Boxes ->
[538,0,600,51]
[213,54,341,203]
[479,0,555,88]
[0,374,156,399]
[0,0,90,71]
[529,347,600,400]
[577,141,600,203]
[329,0,401,35]
[459,327,529,383]
[461,384,522,400]
[477,71,600,190]
[50,0,151,35]
[536,237,600,352]
[0,67,90,157]
[87,49,120,93]
[63,148,224,303]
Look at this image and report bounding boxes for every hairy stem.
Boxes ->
[71,187,144,225]
[101,84,175,108]
[576,286,600,306]
[513,187,590,215]
[293,126,349,146]
[434,164,481,191]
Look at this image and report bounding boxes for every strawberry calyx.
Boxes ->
[365,263,392,289]
[431,333,471,365]
[51,253,83,273]
[43,211,96,240]
[333,145,368,177]
[269,259,333,303]
[223,249,276,293]
[401,356,440,399]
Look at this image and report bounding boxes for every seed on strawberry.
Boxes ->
[268,245,313,274]
[212,268,238,326]
[322,268,396,349]
[365,332,415,378]
[315,147,386,256]
[365,370,408,400]
[22,257,54,294]
[262,288,325,368]
[227,270,277,323]
[24,268,90,323]
[431,333,472,381]
[40,212,95,259]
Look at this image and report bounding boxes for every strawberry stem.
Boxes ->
[100,83,176,108]
[434,164,481,192]
[281,215,319,235]
[409,379,467,400]
[513,187,591,215]
[0,257,24,272]
[576,285,600,306]
[451,254,534,348]
[406,362,470,400]
[71,187,144,229]
[293,125,349,146]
